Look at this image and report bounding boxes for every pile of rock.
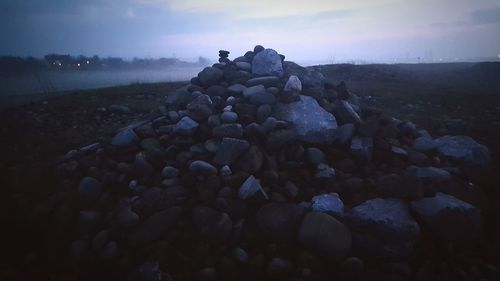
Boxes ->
[51,45,494,280]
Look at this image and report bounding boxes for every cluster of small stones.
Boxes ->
[49,45,496,281]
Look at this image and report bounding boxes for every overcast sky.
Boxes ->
[1,0,500,63]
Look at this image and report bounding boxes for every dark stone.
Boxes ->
[198,67,224,86]
[186,94,213,122]
[245,76,280,87]
[256,203,307,241]
[234,145,263,174]
[214,137,250,165]
[78,177,102,203]
[128,207,181,248]
[192,206,232,244]
[212,123,244,138]
[252,48,283,77]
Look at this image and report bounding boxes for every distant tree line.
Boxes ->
[0,54,211,75]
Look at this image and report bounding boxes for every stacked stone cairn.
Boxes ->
[52,45,495,281]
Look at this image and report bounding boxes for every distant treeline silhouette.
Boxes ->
[0,54,211,75]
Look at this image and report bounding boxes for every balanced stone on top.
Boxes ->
[219,50,230,63]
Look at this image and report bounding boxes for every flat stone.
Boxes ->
[212,123,244,138]
[311,193,344,217]
[173,116,199,136]
[273,95,337,144]
[415,167,451,184]
[214,137,250,165]
[334,100,362,124]
[245,76,280,87]
[238,175,267,199]
[227,84,247,95]
[413,137,438,152]
[346,198,420,258]
[189,160,217,176]
[298,212,352,261]
[111,127,139,147]
[243,85,266,98]
[236,61,252,72]
[252,48,284,77]
[411,192,482,243]
[435,135,490,166]
[249,91,277,106]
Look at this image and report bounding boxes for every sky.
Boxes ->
[1,0,500,63]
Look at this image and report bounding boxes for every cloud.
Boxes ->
[470,7,500,25]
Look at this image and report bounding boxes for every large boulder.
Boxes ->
[410,192,482,243]
[298,212,352,261]
[283,61,325,89]
[252,49,284,77]
[273,95,337,144]
[346,198,420,259]
[435,135,489,166]
[197,67,224,86]
[256,203,307,241]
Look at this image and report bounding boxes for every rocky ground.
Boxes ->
[1,46,500,281]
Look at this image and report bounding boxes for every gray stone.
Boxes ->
[346,198,420,258]
[252,48,284,77]
[256,203,307,241]
[254,45,265,54]
[128,207,181,248]
[246,76,280,87]
[238,175,267,199]
[186,94,213,122]
[267,258,293,275]
[207,114,221,127]
[227,84,247,95]
[236,61,252,72]
[198,67,224,86]
[266,129,298,150]
[298,212,352,261]
[233,248,249,264]
[284,75,302,92]
[256,104,272,123]
[273,95,337,144]
[375,172,423,199]
[311,193,344,217]
[214,137,250,165]
[192,206,232,244]
[189,160,217,176]
[350,136,373,161]
[212,123,244,138]
[415,166,451,184]
[283,61,325,89]
[111,127,139,147]
[413,137,438,152]
[220,111,238,123]
[132,261,172,281]
[335,100,362,124]
[173,116,199,136]
[164,87,191,110]
[161,166,179,179]
[206,85,227,98]
[315,163,336,178]
[306,147,325,165]
[78,177,101,203]
[410,192,482,243]
[435,135,490,166]
[220,165,232,177]
[235,145,263,174]
[249,91,276,106]
[336,123,356,144]
[392,146,408,156]
[243,85,266,98]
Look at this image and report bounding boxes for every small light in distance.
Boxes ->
[86,60,90,64]
[77,63,80,67]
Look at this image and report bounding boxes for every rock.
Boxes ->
[245,76,280,87]
[334,100,362,124]
[235,145,263,174]
[415,167,451,184]
[128,207,181,248]
[186,94,213,122]
[284,75,302,92]
[161,166,179,179]
[207,114,221,127]
[116,202,140,227]
[252,48,284,77]
[249,91,277,106]
[273,95,337,144]
[413,137,438,152]
[232,247,249,264]
[350,136,373,161]
[173,116,199,136]
[192,206,232,244]
[206,85,227,98]
[199,267,217,281]
[214,137,250,165]
[238,175,267,199]
[375,172,423,199]
[236,61,252,72]
[306,147,325,165]
[410,192,482,243]
[242,85,266,98]
[233,103,257,124]
[267,258,293,275]
[198,67,224,86]
[298,212,352,260]
[212,123,244,138]
[256,104,272,123]
[227,84,246,96]
[346,198,420,258]
[340,257,364,279]
[189,160,218,176]
[254,45,265,54]
[220,165,232,177]
[283,61,325,89]
[109,104,131,114]
[336,123,356,145]
[256,203,307,241]
[315,163,336,178]
[266,129,298,150]
[111,127,139,147]
[78,177,101,203]
[164,87,191,110]
[132,261,172,281]
[435,135,490,166]
[220,111,238,123]
[311,193,344,217]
